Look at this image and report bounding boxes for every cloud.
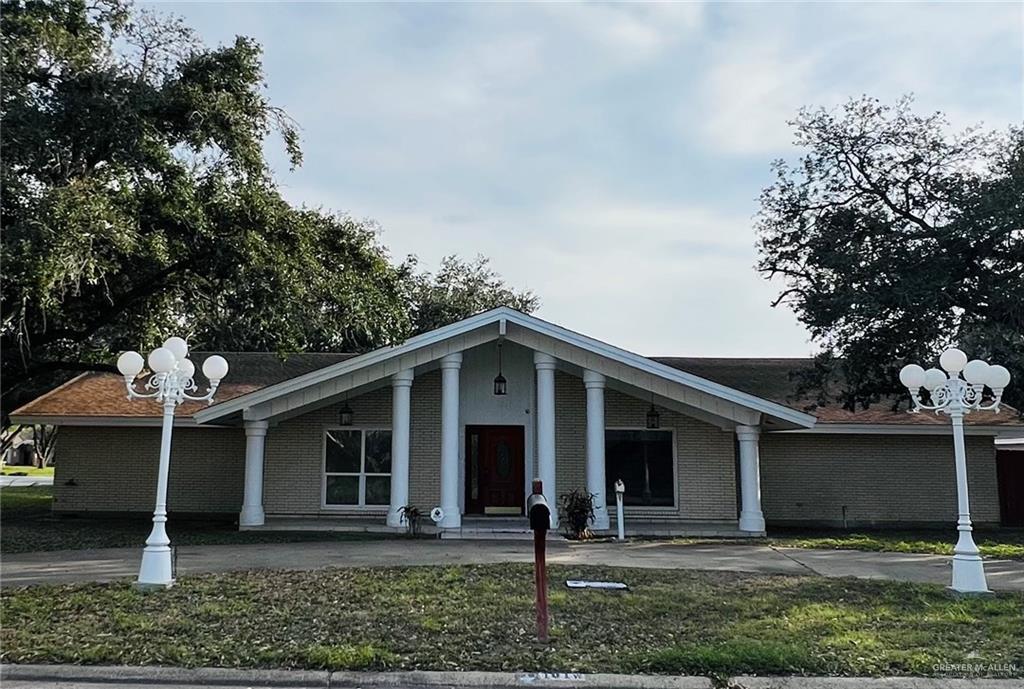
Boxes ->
[152,1,1020,358]
[691,2,1022,155]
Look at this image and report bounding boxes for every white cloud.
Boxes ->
[156,1,1020,358]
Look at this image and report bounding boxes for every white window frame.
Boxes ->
[604,426,678,511]
[322,426,392,509]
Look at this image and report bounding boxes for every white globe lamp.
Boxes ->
[202,355,229,381]
[939,348,968,374]
[148,347,176,374]
[177,358,196,379]
[923,368,947,391]
[162,336,189,362]
[986,365,1011,391]
[117,351,145,378]
[899,364,926,390]
[962,359,991,386]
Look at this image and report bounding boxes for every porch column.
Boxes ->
[535,352,558,528]
[387,369,414,528]
[439,353,462,529]
[239,420,268,527]
[736,424,766,534]
[584,370,610,530]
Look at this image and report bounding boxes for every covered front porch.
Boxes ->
[194,309,815,537]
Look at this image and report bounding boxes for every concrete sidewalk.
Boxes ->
[2,538,1024,590]
[2,664,1021,689]
[0,475,53,487]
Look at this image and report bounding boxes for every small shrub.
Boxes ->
[559,488,595,540]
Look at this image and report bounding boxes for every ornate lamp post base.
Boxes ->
[950,553,990,595]
[136,546,175,590]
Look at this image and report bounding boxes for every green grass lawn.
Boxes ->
[0,486,385,554]
[767,528,1024,561]
[2,564,1022,677]
[1,465,54,477]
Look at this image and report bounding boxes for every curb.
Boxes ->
[2,665,1021,689]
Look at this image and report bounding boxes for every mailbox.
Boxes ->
[527,493,551,531]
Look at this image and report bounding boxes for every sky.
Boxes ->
[148,1,1023,357]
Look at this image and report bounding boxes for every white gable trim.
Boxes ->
[194,307,817,428]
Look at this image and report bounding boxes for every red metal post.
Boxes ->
[532,478,549,643]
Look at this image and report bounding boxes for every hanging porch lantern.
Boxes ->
[645,394,660,429]
[493,343,507,396]
[339,399,354,426]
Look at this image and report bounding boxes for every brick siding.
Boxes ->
[263,371,442,516]
[760,433,1000,526]
[53,426,244,514]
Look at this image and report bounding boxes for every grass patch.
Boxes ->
[768,528,1024,561]
[1,466,54,477]
[0,486,385,554]
[2,564,1022,677]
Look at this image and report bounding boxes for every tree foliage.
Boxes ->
[757,96,1024,410]
[0,0,536,424]
[408,255,539,334]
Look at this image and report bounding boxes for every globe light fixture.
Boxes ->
[939,347,968,373]
[899,348,1011,594]
[117,351,145,378]
[923,367,947,391]
[147,347,176,374]
[202,355,229,381]
[118,339,228,589]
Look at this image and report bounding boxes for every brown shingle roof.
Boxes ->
[13,353,1022,427]
[12,353,356,419]
[652,357,1022,426]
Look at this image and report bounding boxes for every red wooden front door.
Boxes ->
[465,426,525,515]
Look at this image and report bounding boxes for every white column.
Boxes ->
[535,352,558,528]
[239,419,269,527]
[736,424,765,534]
[387,369,414,528]
[439,353,462,529]
[584,370,609,530]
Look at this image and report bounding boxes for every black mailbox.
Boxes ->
[527,493,551,531]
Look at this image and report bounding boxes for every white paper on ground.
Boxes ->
[565,580,628,590]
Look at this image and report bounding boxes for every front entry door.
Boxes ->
[465,425,525,515]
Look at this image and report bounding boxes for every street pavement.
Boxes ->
[2,664,1021,689]
[3,537,1024,590]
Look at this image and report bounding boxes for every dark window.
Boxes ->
[324,429,392,506]
[605,430,674,507]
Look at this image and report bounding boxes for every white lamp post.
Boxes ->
[117,338,229,588]
[899,348,1011,594]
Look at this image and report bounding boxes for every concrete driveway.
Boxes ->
[3,538,1024,590]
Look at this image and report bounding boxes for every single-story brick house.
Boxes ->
[12,308,1024,534]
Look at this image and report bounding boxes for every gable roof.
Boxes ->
[12,310,1021,432]
[190,307,817,428]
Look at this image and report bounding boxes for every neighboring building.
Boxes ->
[11,308,1024,534]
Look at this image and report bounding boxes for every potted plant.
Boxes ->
[558,488,596,540]
[399,505,423,536]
